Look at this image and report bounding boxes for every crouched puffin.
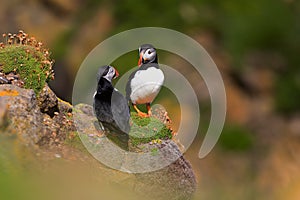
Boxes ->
[93,65,130,149]
[126,44,164,117]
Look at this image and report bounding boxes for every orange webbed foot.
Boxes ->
[137,111,149,118]
[133,103,150,118]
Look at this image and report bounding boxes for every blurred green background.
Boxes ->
[1,0,300,199]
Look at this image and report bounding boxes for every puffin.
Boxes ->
[93,65,130,149]
[126,44,164,117]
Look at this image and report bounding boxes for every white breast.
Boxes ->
[130,67,164,104]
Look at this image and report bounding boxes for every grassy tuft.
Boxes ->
[129,112,172,146]
[0,31,54,94]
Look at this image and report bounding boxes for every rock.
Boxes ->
[0,71,25,86]
[0,100,9,128]
[73,103,197,200]
[57,98,72,113]
[0,84,75,147]
[75,103,94,116]
[0,76,10,84]
[132,140,197,200]
[134,157,196,200]
[0,84,197,199]
[37,83,59,117]
[0,84,45,145]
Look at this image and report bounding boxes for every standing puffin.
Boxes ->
[93,65,130,149]
[126,44,164,117]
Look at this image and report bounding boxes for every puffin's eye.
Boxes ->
[148,50,151,54]
[103,68,109,75]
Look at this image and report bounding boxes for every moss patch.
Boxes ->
[129,112,172,146]
[0,31,54,94]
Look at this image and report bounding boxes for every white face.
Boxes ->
[103,67,116,82]
[142,48,156,62]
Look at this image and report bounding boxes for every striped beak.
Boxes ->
[113,69,119,79]
[138,52,143,67]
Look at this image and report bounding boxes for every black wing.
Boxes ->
[125,69,138,101]
[93,93,114,124]
[111,89,130,133]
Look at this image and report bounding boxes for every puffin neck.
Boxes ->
[96,77,114,95]
[139,62,160,70]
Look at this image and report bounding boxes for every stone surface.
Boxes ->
[0,84,197,200]
[0,84,75,147]
[0,84,44,145]
[73,103,197,200]
[37,83,59,117]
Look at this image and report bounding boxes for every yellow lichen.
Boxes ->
[0,90,19,96]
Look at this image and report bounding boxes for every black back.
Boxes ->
[93,76,130,149]
[94,77,130,132]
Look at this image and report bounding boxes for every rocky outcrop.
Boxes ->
[0,84,197,200]
[0,84,74,147]
[74,103,197,200]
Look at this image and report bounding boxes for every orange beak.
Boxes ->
[114,69,119,79]
[138,52,143,67]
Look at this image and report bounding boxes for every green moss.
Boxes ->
[0,31,54,94]
[150,148,159,156]
[0,45,53,94]
[129,112,172,146]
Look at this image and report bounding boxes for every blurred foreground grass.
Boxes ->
[0,134,147,200]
